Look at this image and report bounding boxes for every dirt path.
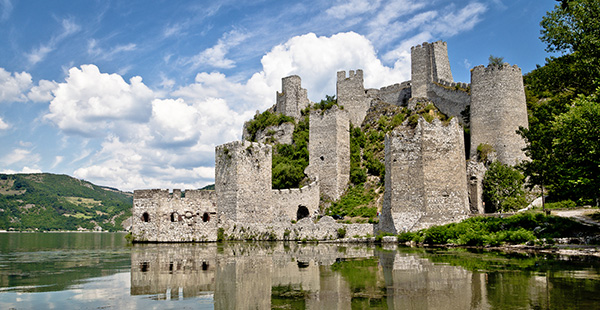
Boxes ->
[552,209,600,227]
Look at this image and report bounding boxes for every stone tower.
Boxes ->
[215,141,273,223]
[470,64,528,165]
[380,117,469,233]
[306,106,350,201]
[410,41,453,98]
[274,75,310,119]
[337,70,369,126]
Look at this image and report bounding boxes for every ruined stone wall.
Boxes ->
[470,64,528,165]
[381,117,469,233]
[251,122,295,145]
[337,70,369,126]
[411,41,453,99]
[367,82,412,106]
[272,180,320,222]
[467,160,486,214]
[306,106,350,201]
[132,189,217,242]
[275,75,310,119]
[427,81,470,123]
[215,141,273,224]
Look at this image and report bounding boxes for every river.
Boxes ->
[0,232,599,309]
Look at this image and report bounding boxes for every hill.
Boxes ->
[0,173,132,231]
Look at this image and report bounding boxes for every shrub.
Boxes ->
[476,143,495,162]
[544,200,577,209]
[483,161,527,213]
[337,227,347,239]
[245,110,295,142]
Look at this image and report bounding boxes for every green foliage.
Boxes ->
[327,186,377,219]
[245,110,295,142]
[543,200,577,209]
[488,55,504,67]
[476,143,495,163]
[0,173,132,231]
[272,116,310,189]
[483,162,527,213]
[313,95,338,111]
[410,212,592,246]
[217,227,225,242]
[337,227,347,239]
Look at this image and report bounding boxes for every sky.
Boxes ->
[0,0,558,191]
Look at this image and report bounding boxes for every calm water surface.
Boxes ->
[0,232,599,309]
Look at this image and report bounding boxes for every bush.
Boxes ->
[544,200,577,209]
[483,161,527,213]
[245,110,295,142]
[337,227,347,239]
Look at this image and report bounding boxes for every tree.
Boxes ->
[540,0,600,94]
[488,55,504,67]
[483,161,527,213]
[550,89,600,204]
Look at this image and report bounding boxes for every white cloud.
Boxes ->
[326,0,381,19]
[45,64,154,136]
[0,68,32,102]
[188,29,249,69]
[0,117,8,130]
[0,0,13,22]
[87,39,137,60]
[26,18,80,65]
[424,3,488,37]
[27,79,58,102]
[51,156,64,169]
[1,148,40,166]
[0,167,43,174]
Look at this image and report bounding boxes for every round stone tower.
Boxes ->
[470,63,528,165]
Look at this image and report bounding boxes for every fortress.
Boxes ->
[131,41,528,242]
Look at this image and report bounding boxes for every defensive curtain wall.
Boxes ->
[131,39,529,241]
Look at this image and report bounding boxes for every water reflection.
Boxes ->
[130,243,600,309]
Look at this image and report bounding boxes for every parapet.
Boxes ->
[471,63,522,75]
[134,189,170,199]
[337,69,363,81]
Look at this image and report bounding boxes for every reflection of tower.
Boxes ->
[214,256,273,309]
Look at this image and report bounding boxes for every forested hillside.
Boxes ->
[0,173,132,231]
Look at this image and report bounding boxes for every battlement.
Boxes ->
[336,69,368,125]
[434,78,470,90]
[272,179,318,195]
[411,40,448,51]
[471,63,522,75]
[337,69,363,81]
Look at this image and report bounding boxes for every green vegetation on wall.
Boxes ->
[244,110,295,142]
[272,115,310,189]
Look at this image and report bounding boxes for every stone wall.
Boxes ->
[271,180,320,222]
[366,82,412,106]
[427,81,470,123]
[380,117,469,233]
[253,122,295,145]
[337,70,369,126]
[306,106,350,201]
[274,75,310,119]
[131,189,217,242]
[467,160,486,214]
[470,64,528,165]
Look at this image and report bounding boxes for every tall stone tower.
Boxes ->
[274,75,310,119]
[215,141,273,223]
[380,117,469,233]
[411,41,453,98]
[470,64,528,165]
[306,106,350,201]
[337,70,369,126]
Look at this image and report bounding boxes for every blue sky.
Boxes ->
[0,0,558,191]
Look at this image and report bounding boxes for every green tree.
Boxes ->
[550,89,600,204]
[540,0,600,94]
[488,55,504,67]
[483,161,527,213]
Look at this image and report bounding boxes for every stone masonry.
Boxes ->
[305,106,350,201]
[470,63,529,165]
[274,75,310,119]
[380,117,470,233]
[132,40,530,242]
[337,70,369,126]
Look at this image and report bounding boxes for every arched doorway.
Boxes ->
[296,205,309,221]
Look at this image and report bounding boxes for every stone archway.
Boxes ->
[297,205,309,221]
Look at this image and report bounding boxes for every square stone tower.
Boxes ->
[306,106,350,201]
[215,141,273,223]
[411,41,453,98]
[337,70,369,126]
[275,75,310,119]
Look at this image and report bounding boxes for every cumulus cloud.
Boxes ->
[0,167,43,174]
[45,64,154,136]
[0,68,32,102]
[27,79,58,102]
